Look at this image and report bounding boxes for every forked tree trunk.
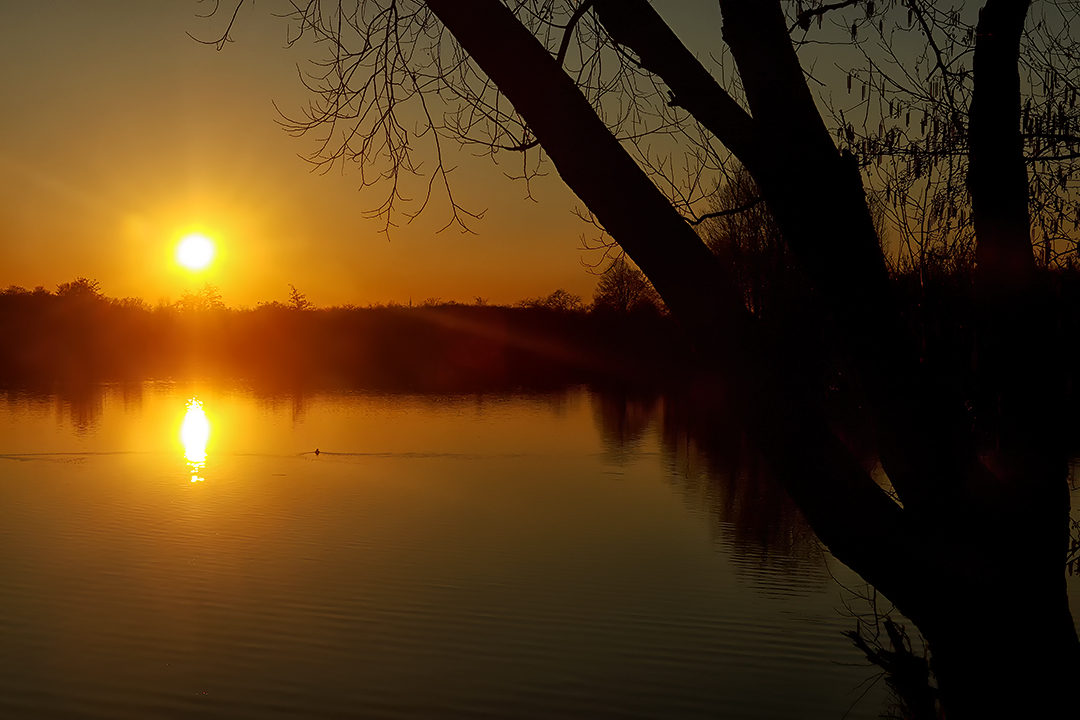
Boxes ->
[421,0,1080,715]
[422,0,920,594]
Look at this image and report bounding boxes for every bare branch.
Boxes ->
[791,0,861,33]
[686,195,763,226]
[188,0,247,50]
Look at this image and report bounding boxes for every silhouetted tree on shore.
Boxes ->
[702,165,796,321]
[517,287,584,312]
[591,256,662,315]
[55,277,103,301]
[288,284,315,311]
[205,1,1079,715]
[176,283,225,312]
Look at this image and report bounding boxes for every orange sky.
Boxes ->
[10,4,1062,311]
[1,2,723,308]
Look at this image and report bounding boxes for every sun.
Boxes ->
[176,233,216,271]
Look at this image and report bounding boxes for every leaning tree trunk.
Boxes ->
[421,0,1080,715]
[710,2,1080,714]
[422,0,920,594]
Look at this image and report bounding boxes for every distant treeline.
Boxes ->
[0,277,692,390]
[4,259,1080,419]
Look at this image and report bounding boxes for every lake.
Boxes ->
[2,381,1075,719]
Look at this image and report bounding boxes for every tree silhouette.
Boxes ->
[288,284,315,311]
[176,283,225,313]
[591,256,661,314]
[701,166,792,320]
[205,1,1079,715]
[55,277,103,301]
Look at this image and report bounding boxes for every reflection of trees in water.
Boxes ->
[245,382,589,431]
[1,383,145,438]
[245,382,312,427]
[591,385,828,592]
[116,382,144,415]
[590,388,660,466]
[681,438,828,595]
[0,386,53,414]
[55,385,105,436]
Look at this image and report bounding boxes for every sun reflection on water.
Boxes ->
[181,398,210,482]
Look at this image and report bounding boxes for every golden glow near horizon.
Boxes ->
[176,233,216,271]
[181,398,210,482]
[0,5,598,310]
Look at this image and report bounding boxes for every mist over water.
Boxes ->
[2,381,1075,719]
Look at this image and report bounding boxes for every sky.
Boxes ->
[0,1,716,309]
[8,3,1066,310]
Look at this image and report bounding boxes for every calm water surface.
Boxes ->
[2,382,1074,719]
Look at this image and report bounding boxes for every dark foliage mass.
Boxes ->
[0,282,689,391]
[4,263,1078,437]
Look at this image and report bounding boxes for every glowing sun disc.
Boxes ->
[177,233,215,270]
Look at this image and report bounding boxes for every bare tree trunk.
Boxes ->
[946,3,1080,713]
[420,0,1080,715]
[423,0,919,591]
[970,0,1036,291]
[597,0,986,532]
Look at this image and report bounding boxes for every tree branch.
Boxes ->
[791,0,861,32]
[686,196,763,226]
[422,0,925,608]
[555,0,595,68]
[591,0,763,173]
[188,0,246,50]
[715,0,990,523]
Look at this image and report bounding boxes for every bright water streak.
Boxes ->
[6,382,1063,719]
[181,397,209,481]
